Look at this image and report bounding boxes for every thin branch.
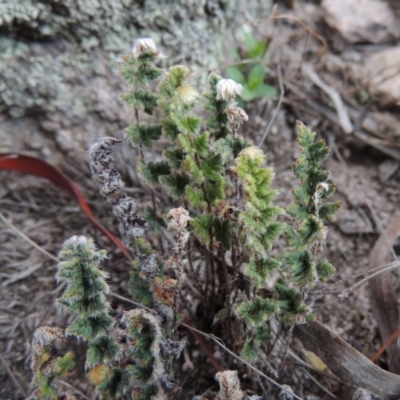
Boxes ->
[338,261,400,299]
[258,58,284,147]
[58,380,90,400]
[270,14,327,55]
[302,368,337,399]
[0,212,58,262]
[302,64,353,134]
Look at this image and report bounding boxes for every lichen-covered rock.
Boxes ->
[0,0,237,120]
[0,0,271,161]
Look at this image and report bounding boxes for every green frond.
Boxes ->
[319,201,341,220]
[86,336,120,367]
[163,148,185,170]
[202,154,223,180]
[254,325,273,344]
[204,176,225,205]
[186,186,207,209]
[161,118,180,140]
[191,214,214,244]
[141,206,166,234]
[122,89,158,114]
[243,257,280,286]
[286,203,309,220]
[236,296,278,325]
[213,217,231,249]
[193,131,210,156]
[138,159,170,186]
[275,280,309,322]
[177,133,193,154]
[183,155,204,183]
[137,65,163,84]
[129,268,153,307]
[159,173,191,198]
[125,124,162,147]
[316,259,336,281]
[241,339,258,361]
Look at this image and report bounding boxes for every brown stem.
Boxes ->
[220,245,233,339]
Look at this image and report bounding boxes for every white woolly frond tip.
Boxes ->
[216,79,243,101]
[132,38,165,59]
[167,207,191,231]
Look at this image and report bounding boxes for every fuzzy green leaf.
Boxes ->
[138,160,170,186]
[122,89,158,114]
[97,368,131,397]
[292,185,310,206]
[202,154,223,180]
[292,157,309,181]
[161,118,180,140]
[241,339,258,361]
[275,281,309,323]
[308,168,330,194]
[141,206,166,234]
[319,201,341,221]
[213,217,231,249]
[254,325,273,344]
[129,268,153,307]
[290,250,318,286]
[159,173,190,198]
[163,148,185,170]
[263,222,285,244]
[177,133,193,154]
[137,52,158,63]
[308,140,330,165]
[243,257,279,286]
[316,259,336,281]
[120,65,137,86]
[185,186,207,209]
[56,352,75,374]
[183,155,204,183]
[297,215,325,245]
[173,115,201,135]
[191,215,214,244]
[296,121,316,149]
[125,124,162,147]
[205,177,225,205]
[193,131,210,157]
[67,314,114,341]
[236,296,278,325]
[137,65,163,84]
[87,336,120,367]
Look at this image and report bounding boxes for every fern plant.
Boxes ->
[31,38,340,399]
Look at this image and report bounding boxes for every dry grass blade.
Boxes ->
[0,212,58,263]
[368,214,400,374]
[294,321,400,400]
[302,64,353,134]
